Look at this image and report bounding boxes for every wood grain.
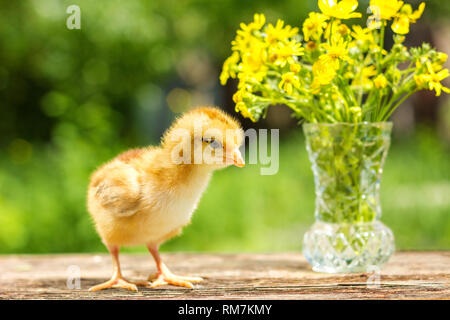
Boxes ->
[0,252,448,300]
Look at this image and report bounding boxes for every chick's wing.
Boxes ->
[89,162,142,217]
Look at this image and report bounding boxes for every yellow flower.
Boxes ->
[337,24,350,36]
[233,87,248,104]
[232,14,266,52]
[350,25,374,43]
[232,28,254,52]
[220,51,240,85]
[235,77,256,91]
[290,63,301,73]
[312,59,337,87]
[222,5,443,123]
[306,41,318,51]
[344,71,354,78]
[240,13,266,34]
[413,74,426,87]
[392,3,425,34]
[364,66,377,77]
[269,40,305,67]
[279,72,301,95]
[421,58,448,73]
[241,38,267,71]
[414,62,450,96]
[352,65,377,87]
[369,0,403,20]
[437,52,448,65]
[265,19,299,44]
[237,39,269,87]
[235,102,256,122]
[391,16,409,34]
[318,0,362,20]
[233,87,257,121]
[302,12,328,41]
[234,35,268,85]
[373,74,388,88]
[320,35,351,69]
[237,65,268,87]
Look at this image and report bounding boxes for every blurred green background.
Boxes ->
[0,0,449,254]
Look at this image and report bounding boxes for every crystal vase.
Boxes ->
[302,122,395,273]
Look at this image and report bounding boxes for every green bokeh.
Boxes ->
[0,0,449,254]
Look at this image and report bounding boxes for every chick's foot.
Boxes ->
[89,276,138,292]
[145,244,203,288]
[149,270,203,289]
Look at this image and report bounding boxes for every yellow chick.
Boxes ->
[87,107,245,291]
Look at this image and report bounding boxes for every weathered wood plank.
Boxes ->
[0,252,448,300]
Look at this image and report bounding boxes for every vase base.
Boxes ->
[303,221,395,273]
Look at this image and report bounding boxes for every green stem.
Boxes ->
[377,24,385,73]
[328,18,335,44]
[381,91,416,121]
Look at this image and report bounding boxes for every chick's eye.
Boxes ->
[202,137,222,149]
[210,140,221,149]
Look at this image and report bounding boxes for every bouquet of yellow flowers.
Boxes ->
[220,0,449,123]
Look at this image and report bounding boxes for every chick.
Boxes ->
[87,107,245,291]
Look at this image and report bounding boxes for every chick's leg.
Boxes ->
[89,245,137,292]
[147,244,203,289]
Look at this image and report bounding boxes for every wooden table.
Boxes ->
[0,252,448,300]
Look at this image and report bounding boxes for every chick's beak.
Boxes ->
[225,148,245,167]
